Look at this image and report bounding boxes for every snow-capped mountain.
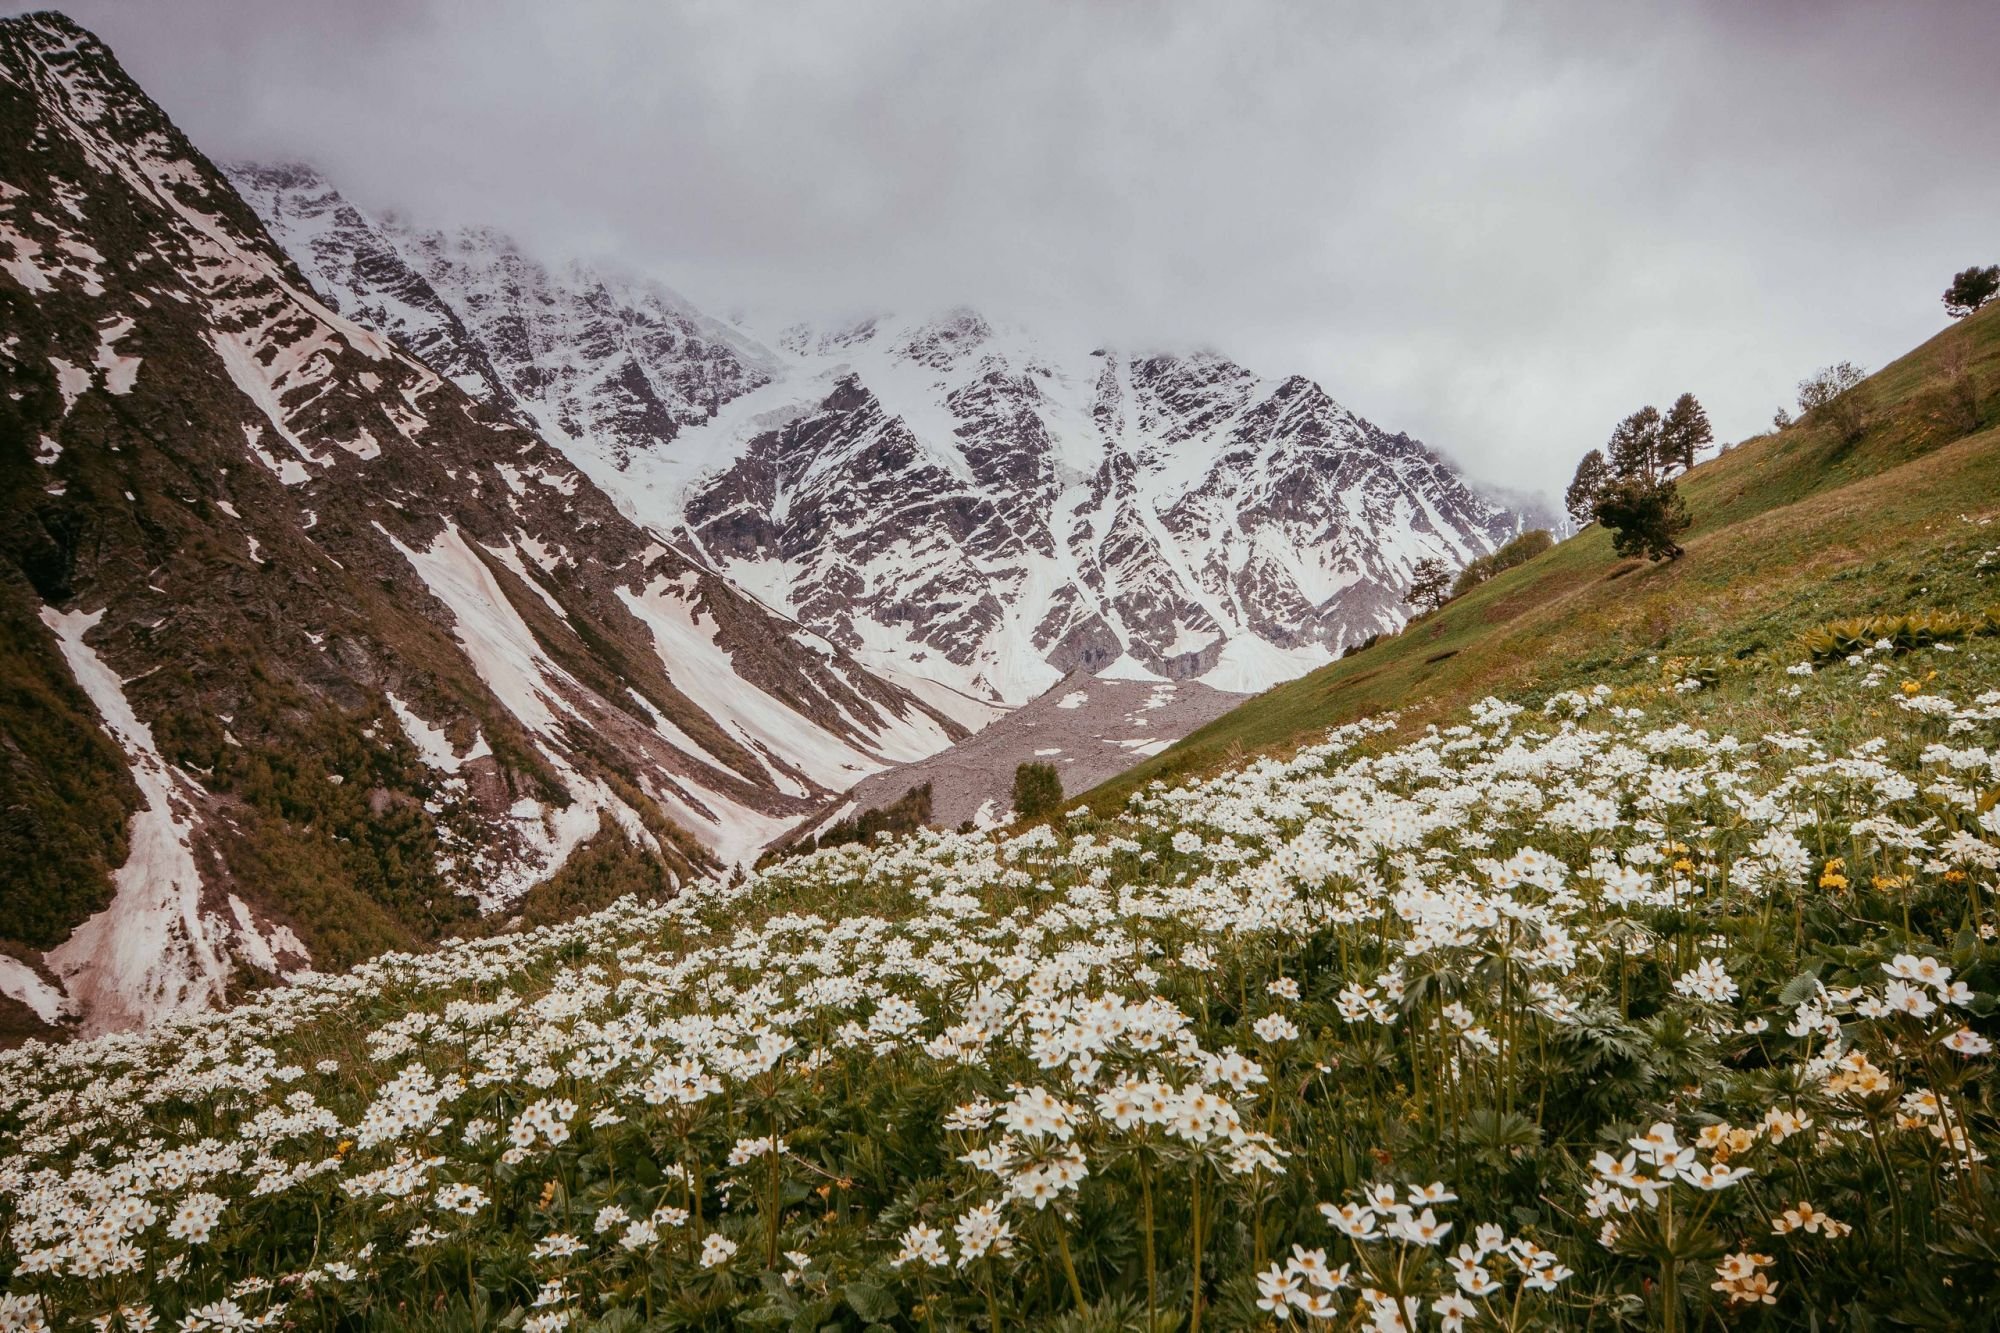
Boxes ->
[234,168,1534,706]
[0,13,963,1036]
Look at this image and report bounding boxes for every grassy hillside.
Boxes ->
[1083,302,2000,813]
[2,313,1997,1333]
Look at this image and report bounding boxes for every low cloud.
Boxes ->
[26,0,2000,497]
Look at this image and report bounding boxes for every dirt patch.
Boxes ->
[823,669,1251,831]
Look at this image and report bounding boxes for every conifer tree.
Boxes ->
[1012,762,1063,819]
[1565,449,1610,528]
[1606,406,1663,482]
[1659,392,1712,474]
[1593,476,1690,561]
[1404,557,1452,613]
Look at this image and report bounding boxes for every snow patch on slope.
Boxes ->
[0,956,66,1026]
[37,607,300,1034]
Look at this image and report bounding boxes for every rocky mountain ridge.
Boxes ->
[0,11,962,1037]
[234,167,1537,707]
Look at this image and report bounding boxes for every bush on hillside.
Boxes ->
[1593,476,1690,561]
[1450,529,1554,598]
[1403,557,1452,614]
[1012,762,1063,819]
[1797,361,1870,445]
[1943,263,1999,318]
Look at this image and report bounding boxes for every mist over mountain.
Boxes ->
[234,163,1536,707]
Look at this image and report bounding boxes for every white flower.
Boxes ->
[1673,958,1739,1004]
[166,1193,226,1246]
[699,1234,738,1268]
[1253,1013,1301,1043]
[1943,1028,1993,1056]
[890,1223,949,1269]
[434,1183,489,1216]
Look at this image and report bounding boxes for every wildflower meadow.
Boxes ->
[4,632,1999,1332]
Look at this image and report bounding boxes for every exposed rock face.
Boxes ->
[673,324,1532,703]
[234,170,1537,705]
[0,12,962,1035]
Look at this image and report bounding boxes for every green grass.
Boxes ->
[1082,302,2000,814]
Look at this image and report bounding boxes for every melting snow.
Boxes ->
[1056,691,1089,710]
[48,355,89,412]
[619,575,888,790]
[37,607,243,1033]
[1096,654,1169,682]
[1201,635,1331,694]
[93,315,140,393]
[386,691,482,773]
[0,955,66,1026]
[0,221,53,291]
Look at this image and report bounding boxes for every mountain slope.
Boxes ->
[231,170,1537,705]
[0,12,962,1037]
[1080,299,2000,812]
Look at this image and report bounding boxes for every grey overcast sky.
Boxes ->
[19,0,2000,498]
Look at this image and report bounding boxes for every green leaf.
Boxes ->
[843,1281,899,1322]
[1776,967,1823,1007]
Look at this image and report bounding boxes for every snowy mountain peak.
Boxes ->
[231,166,1537,704]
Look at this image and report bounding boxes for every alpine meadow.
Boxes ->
[4,5,2000,1333]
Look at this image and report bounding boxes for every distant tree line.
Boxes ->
[1403,528,1556,614]
[1405,261,1992,610]
[793,782,933,856]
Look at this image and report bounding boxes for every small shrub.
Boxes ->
[1453,530,1555,597]
[1943,263,1999,319]
[1012,762,1063,819]
[1797,363,1870,445]
[1593,478,1690,562]
[1798,610,1992,663]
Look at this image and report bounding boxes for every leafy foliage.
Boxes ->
[1796,362,1871,446]
[1592,476,1691,562]
[1944,263,2000,319]
[1013,762,1063,819]
[1449,530,1554,599]
[1404,557,1452,614]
